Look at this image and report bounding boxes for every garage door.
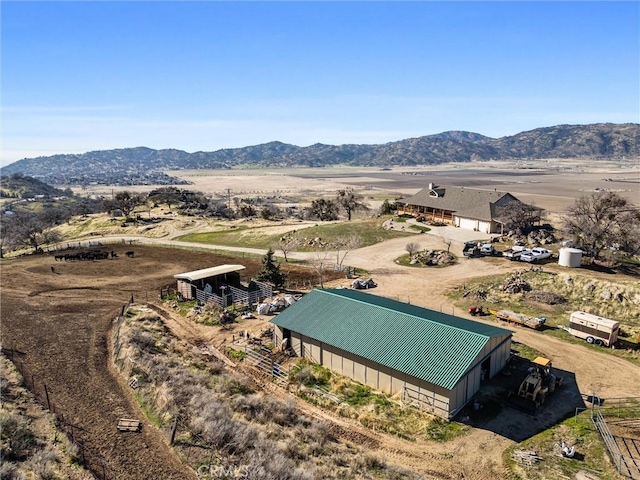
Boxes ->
[477,221,491,234]
[458,217,477,231]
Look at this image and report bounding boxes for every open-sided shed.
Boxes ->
[271,289,512,419]
[174,264,245,300]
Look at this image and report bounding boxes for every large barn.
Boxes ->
[271,289,512,419]
[397,183,527,234]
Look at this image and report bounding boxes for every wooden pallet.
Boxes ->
[117,418,142,432]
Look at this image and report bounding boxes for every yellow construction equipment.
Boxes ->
[509,357,563,413]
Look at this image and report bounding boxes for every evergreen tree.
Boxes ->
[255,248,287,289]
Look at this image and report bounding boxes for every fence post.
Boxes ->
[44,384,51,411]
[170,417,178,446]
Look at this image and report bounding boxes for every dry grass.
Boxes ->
[116,307,422,479]
[450,268,640,339]
[0,354,94,480]
[289,359,468,442]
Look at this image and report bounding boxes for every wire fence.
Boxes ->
[4,349,116,479]
[3,296,140,480]
[591,397,640,480]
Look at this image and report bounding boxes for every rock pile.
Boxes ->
[410,249,455,266]
[503,274,532,293]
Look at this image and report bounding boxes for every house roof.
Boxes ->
[271,289,511,390]
[174,264,245,282]
[399,185,521,222]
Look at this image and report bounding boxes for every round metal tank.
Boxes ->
[558,247,583,268]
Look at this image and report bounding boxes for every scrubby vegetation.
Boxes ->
[288,360,469,443]
[115,308,421,479]
[0,354,93,480]
[448,268,640,362]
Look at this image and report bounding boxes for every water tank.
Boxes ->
[558,248,583,268]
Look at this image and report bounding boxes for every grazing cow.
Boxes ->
[110,251,118,259]
[54,254,65,261]
[126,251,135,258]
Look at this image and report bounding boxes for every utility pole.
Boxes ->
[226,188,232,210]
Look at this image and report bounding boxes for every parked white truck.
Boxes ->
[563,311,620,347]
[520,248,553,263]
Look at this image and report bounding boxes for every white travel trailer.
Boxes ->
[566,311,620,347]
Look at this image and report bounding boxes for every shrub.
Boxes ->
[0,411,37,460]
[126,327,157,354]
[0,461,17,480]
[28,449,58,480]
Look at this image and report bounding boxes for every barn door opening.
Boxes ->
[481,357,491,382]
[282,328,292,350]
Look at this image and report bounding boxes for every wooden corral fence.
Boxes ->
[592,397,640,480]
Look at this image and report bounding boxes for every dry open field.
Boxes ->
[72,159,640,217]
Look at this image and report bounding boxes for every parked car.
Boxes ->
[520,248,553,263]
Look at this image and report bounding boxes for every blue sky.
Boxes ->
[2,1,639,166]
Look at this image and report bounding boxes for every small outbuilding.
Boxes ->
[271,289,512,419]
[174,264,245,300]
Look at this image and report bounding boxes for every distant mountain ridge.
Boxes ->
[1,123,638,186]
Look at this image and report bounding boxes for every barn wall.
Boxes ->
[290,332,302,357]
[278,331,514,419]
[176,280,193,299]
[273,326,284,348]
[314,342,455,417]
[300,334,322,364]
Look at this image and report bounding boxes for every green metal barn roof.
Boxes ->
[271,289,512,390]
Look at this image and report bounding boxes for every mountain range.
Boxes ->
[1,123,638,186]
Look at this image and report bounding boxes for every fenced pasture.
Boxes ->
[592,398,640,479]
[0,246,292,479]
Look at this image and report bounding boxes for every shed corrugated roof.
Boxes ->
[399,185,521,222]
[174,264,245,281]
[271,289,511,390]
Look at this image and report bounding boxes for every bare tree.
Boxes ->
[1,210,61,253]
[563,191,640,262]
[495,201,543,233]
[336,188,370,221]
[441,237,452,253]
[275,233,300,263]
[310,244,333,288]
[334,234,362,272]
[405,242,421,257]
